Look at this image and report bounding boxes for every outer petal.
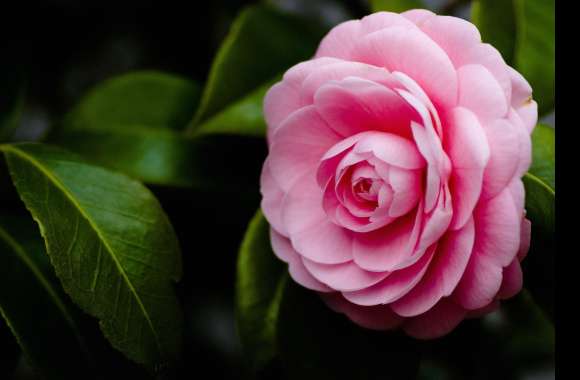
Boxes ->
[401,9,436,25]
[260,158,287,235]
[351,26,458,108]
[302,259,389,292]
[445,107,490,229]
[457,64,508,123]
[315,20,363,60]
[497,258,523,300]
[391,218,475,317]
[344,244,436,306]
[453,189,521,309]
[314,77,420,139]
[419,15,482,65]
[322,293,403,330]
[269,106,341,192]
[481,119,521,199]
[270,229,333,292]
[403,298,467,339]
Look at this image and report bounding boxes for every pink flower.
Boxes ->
[260,10,536,339]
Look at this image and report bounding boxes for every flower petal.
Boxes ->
[403,298,467,339]
[322,293,403,330]
[303,259,389,292]
[458,64,508,123]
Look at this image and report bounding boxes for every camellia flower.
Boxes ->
[260,9,536,338]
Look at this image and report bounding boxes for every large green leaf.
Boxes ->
[471,0,517,64]
[236,210,287,372]
[0,215,92,379]
[51,71,202,187]
[522,173,554,321]
[62,70,200,132]
[236,211,420,379]
[187,5,326,135]
[529,124,555,191]
[514,0,555,115]
[1,143,183,372]
[369,0,424,13]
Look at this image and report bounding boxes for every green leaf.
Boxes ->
[471,0,517,63]
[0,214,93,379]
[236,210,287,372]
[187,5,326,135]
[236,211,421,379]
[522,173,554,321]
[529,124,554,191]
[62,70,201,132]
[51,71,204,187]
[1,143,183,372]
[194,81,275,137]
[514,0,555,114]
[0,72,25,142]
[370,0,424,13]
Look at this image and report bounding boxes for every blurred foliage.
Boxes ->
[0,0,555,379]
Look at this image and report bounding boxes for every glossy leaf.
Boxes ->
[52,71,202,187]
[62,70,200,132]
[522,173,554,321]
[194,81,275,137]
[1,143,183,371]
[370,0,424,13]
[472,0,517,63]
[187,5,325,134]
[514,0,555,114]
[236,211,421,379]
[529,124,555,191]
[0,215,92,379]
[236,210,287,372]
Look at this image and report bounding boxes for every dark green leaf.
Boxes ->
[529,124,554,191]
[1,143,183,371]
[522,173,554,321]
[0,214,92,379]
[194,81,275,137]
[471,0,517,63]
[62,70,201,132]
[236,210,287,372]
[51,71,204,187]
[236,211,421,379]
[187,5,326,134]
[514,0,555,115]
[369,0,424,13]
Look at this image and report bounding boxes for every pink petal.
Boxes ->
[353,131,426,170]
[388,167,422,217]
[507,66,533,107]
[353,211,421,272]
[458,64,508,123]
[269,106,341,192]
[419,16,481,65]
[352,27,458,109]
[517,218,531,261]
[497,258,523,300]
[302,258,389,292]
[445,107,490,229]
[281,170,326,237]
[322,293,403,330]
[452,254,502,310]
[314,77,420,139]
[455,43,512,106]
[416,185,453,251]
[344,244,436,306]
[481,119,520,199]
[270,229,333,292]
[315,20,363,60]
[260,158,287,235]
[263,82,301,142]
[403,298,467,339]
[359,11,419,34]
[516,100,538,134]
[508,109,533,178]
[401,9,436,26]
[391,218,475,317]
